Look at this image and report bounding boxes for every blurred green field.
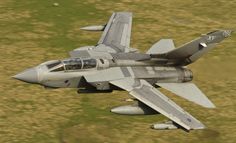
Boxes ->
[0,0,236,143]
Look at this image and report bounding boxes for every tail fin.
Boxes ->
[146,39,175,54]
[158,30,232,65]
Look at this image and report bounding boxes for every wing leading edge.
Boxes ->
[110,78,205,130]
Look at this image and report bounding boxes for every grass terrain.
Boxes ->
[0,0,235,143]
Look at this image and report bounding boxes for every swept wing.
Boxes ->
[84,69,205,131]
[109,78,205,130]
[98,12,132,53]
[70,12,133,58]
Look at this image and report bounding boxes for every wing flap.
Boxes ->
[156,83,216,108]
[110,78,205,130]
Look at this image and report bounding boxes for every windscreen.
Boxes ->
[51,66,65,72]
[62,58,97,71]
[63,58,82,70]
[83,59,97,69]
[46,61,62,69]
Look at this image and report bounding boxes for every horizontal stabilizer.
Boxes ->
[156,83,216,108]
[146,39,175,54]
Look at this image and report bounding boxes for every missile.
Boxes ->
[151,121,178,130]
[80,25,106,31]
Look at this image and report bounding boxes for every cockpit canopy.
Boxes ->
[46,58,97,72]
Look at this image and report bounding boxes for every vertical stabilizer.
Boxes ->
[163,30,232,65]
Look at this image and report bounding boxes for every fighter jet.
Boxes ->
[13,12,232,131]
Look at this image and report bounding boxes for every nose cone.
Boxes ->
[13,68,39,83]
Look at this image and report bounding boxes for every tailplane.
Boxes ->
[156,83,215,108]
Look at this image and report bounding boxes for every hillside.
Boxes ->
[0,0,235,143]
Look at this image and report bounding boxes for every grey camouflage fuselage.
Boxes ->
[26,59,192,90]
